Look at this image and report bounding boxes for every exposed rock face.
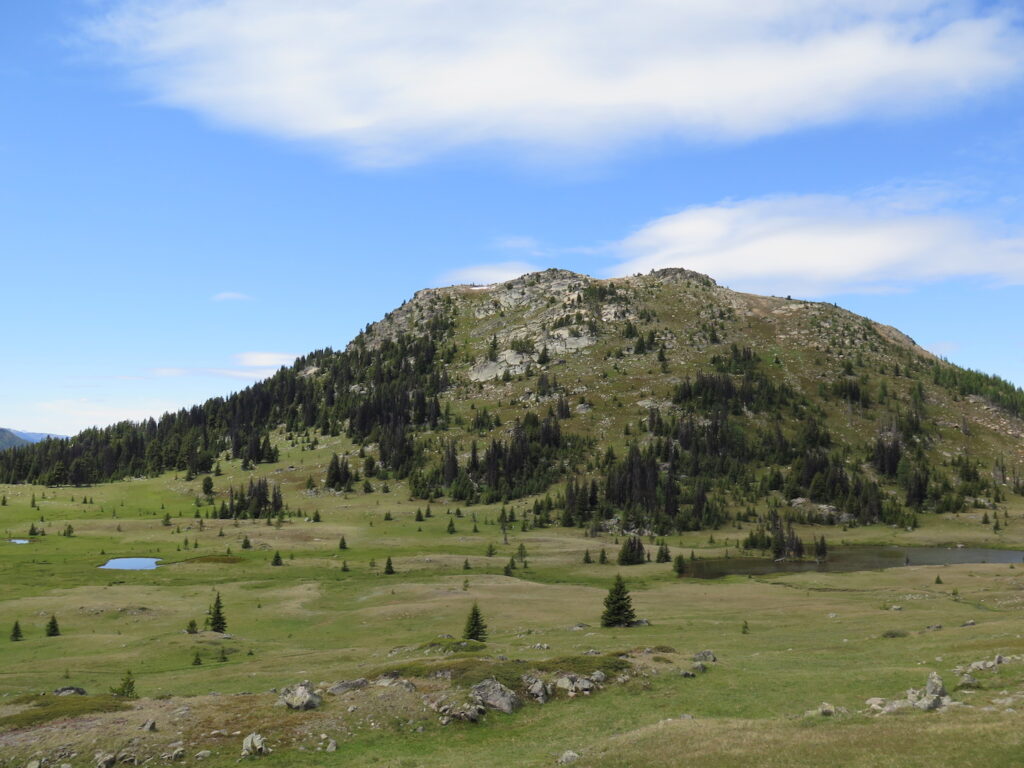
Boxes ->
[327,678,368,695]
[277,681,322,710]
[470,679,521,714]
[925,671,947,698]
[558,750,581,764]
[692,650,717,663]
[54,686,87,696]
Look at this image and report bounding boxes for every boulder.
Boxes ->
[925,672,947,698]
[865,697,886,711]
[680,670,696,679]
[241,733,271,758]
[194,751,212,761]
[54,686,87,696]
[590,670,607,684]
[471,679,521,714]
[692,662,707,674]
[806,702,847,717]
[958,674,979,689]
[140,720,158,732]
[277,681,322,710]
[882,699,913,714]
[95,753,117,768]
[325,740,337,753]
[692,650,717,663]
[914,694,943,711]
[327,678,368,695]
[557,751,580,764]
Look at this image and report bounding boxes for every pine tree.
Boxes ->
[339,535,348,550]
[241,535,252,549]
[192,650,203,666]
[656,543,671,563]
[186,619,198,634]
[209,592,227,633]
[10,620,23,641]
[599,548,608,564]
[45,615,60,637]
[600,575,636,627]
[341,560,350,572]
[463,558,471,570]
[447,519,456,534]
[617,536,646,565]
[672,554,687,577]
[384,557,396,575]
[463,603,488,642]
[111,670,137,699]
[271,551,283,566]
[582,549,592,564]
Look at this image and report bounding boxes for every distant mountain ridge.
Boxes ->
[0,429,30,451]
[8,429,66,443]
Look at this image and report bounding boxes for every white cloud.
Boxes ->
[34,397,180,433]
[234,352,296,368]
[86,1,1024,165]
[211,291,252,301]
[441,261,541,286]
[608,192,1024,296]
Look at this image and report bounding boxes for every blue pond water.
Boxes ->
[99,557,161,570]
[9,539,29,544]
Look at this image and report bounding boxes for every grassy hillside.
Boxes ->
[2,268,1024,767]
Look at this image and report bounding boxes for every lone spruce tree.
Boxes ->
[209,592,227,633]
[271,551,283,566]
[10,620,23,641]
[600,575,636,627]
[463,602,488,642]
[45,615,61,637]
[384,557,396,575]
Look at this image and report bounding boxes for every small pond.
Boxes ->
[8,539,30,544]
[688,546,1024,579]
[99,557,162,570]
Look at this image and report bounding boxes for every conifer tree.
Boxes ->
[384,557,396,575]
[339,535,348,550]
[600,575,636,627]
[241,535,252,549]
[192,650,203,666]
[656,543,671,563]
[463,558,471,570]
[583,549,592,564]
[672,554,687,577]
[186,619,198,634]
[10,620,23,641]
[111,670,137,699]
[271,551,283,566]
[599,548,608,564]
[209,592,227,633]
[463,603,488,642]
[45,615,60,637]
[617,536,646,565]
[447,519,456,534]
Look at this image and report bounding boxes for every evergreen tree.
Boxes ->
[339,535,348,550]
[600,575,636,627]
[10,620,23,641]
[271,551,283,566]
[463,558,471,570]
[241,535,252,549]
[447,519,456,534]
[186,619,198,634]
[45,615,60,637]
[192,650,203,666]
[384,557,396,575]
[672,554,687,577]
[341,560,350,572]
[463,602,488,642]
[582,548,592,564]
[110,670,137,699]
[617,536,646,565]
[655,543,671,563]
[599,548,608,564]
[209,592,227,633]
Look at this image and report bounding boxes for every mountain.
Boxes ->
[0,429,29,451]
[5,429,66,444]
[2,267,1022,531]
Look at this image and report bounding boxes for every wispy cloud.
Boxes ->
[606,190,1024,296]
[211,291,252,301]
[234,351,295,368]
[440,261,541,286]
[85,1,1024,166]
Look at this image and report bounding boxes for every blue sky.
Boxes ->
[2,1,1024,435]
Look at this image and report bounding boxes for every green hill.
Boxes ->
[0,428,29,451]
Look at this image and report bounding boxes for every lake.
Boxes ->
[8,539,29,544]
[687,546,1024,579]
[99,557,162,570]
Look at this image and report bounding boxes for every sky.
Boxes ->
[2,0,1024,436]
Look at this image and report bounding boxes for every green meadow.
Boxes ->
[1,431,1023,767]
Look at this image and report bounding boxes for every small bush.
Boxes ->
[882,629,908,638]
